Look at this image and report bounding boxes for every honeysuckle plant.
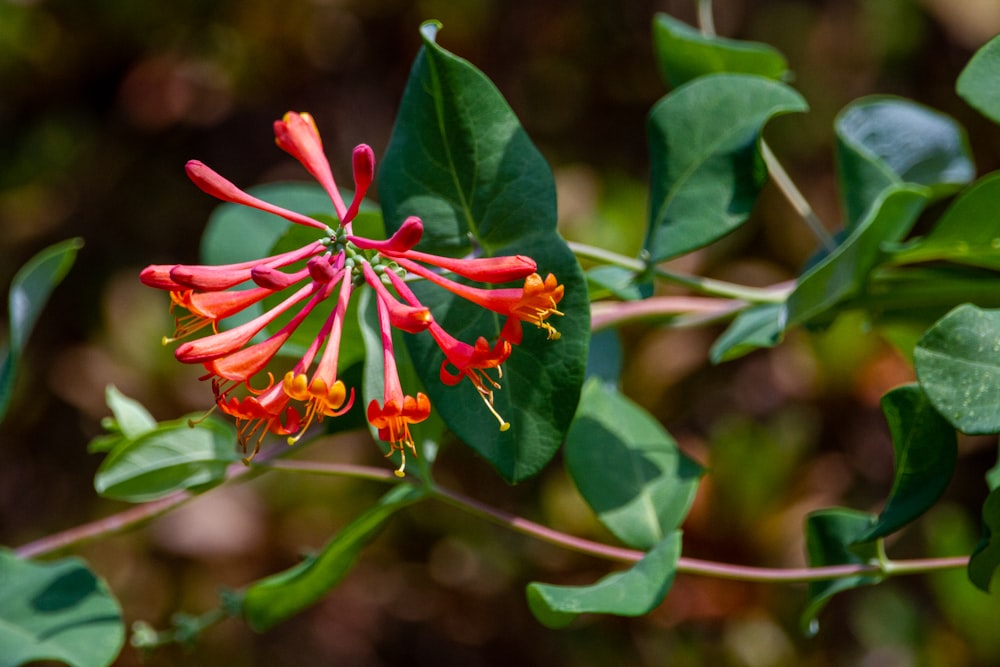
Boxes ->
[4,9,1000,666]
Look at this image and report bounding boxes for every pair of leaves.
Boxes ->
[378,21,589,483]
[0,549,123,667]
[90,386,239,503]
[525,381,702,626]
[0,238,83,424]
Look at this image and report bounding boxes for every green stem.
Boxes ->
[567,241,792,303]
[697,0,716,37]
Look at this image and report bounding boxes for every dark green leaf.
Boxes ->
[565,381,702,549]
[1,238,83,423]
[526,531,681,628]
[855,384,956,542]
[645,74,807,263]
[241,484,425,631]
[802,508,882,636]
[957,34,1000,126]
[969,487,1000,592]
[888,171,1000,270]
[709,302,785,363]
[914,304,1000,434]
[585,329,624,386]
[651,13,788,89]
[785,185,928,328]
[94,417,239,502]
[0,549,123,667]
[378,22,589,482]
[835,97,974,227]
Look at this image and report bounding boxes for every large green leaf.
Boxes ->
[651,13,789,89]
[241,484,425,631]
[914,304,1000,434]
[969,486,1000,592]
[888,171,1000,270]
[835,97,974,228]
[855,384,956,543]
[564,381,703,550]
[526,531,681,629]
[802,509,882,636]
[0,549,123,667]
[785,185,928,328]
[0,238,83,423]
[377,21,589,482]
[93,417,239,502]
[957,34,1000,126]
[644,73,807,263]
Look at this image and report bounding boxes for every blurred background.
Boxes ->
[3,0,1000,665]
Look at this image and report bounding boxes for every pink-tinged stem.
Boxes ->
[590,297,745,331]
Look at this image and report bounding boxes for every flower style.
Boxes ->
[141,111,564,474]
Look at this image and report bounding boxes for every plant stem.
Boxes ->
[697,0,716,37]
[567,241,792,303]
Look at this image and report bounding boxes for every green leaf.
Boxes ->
[835,97,974,228]
[651,13,788,89]
[644,74,807,263]
[0,238,83,423]
[565,381,703,550]
[888,171,1000,270]
[914,304,1000,434]
[526,531,681,629]
[585,265,642,302]
[785,185,928,328]
[969,487,1000,592]
[802,508,882,636]
[88,386,158,454]
[0,549,123,667]
[377,21,589,482]
[709,302,785,363]
[93,417,239,502]
[957,34,1000,126]
[855,384,956,542]
[241,484,425,631]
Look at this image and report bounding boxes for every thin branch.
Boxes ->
[760,142,836,252]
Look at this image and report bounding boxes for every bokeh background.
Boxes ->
[3,0,1000,665]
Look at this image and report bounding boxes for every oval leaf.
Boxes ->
[710,302,785,363]
[835,97,974,227]
[651,13,789,89]
[957,34,1000,126]
[1,237,83,423]
[802,508,882,636]
[645,73,807,263]
[526,531,681,629]
[914,304,1000,434]
[94,417,239,502]
[855,384,957,542]
[565,381,703,549]
[377,22,589,482]
[0,549,123,667]
[242,484,425,631]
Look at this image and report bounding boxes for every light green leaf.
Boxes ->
[645,73,807,263]
[241,484,425,631]
[651,13,789,89]
[802,508,882,636]
[526,531,681,629]
[565,381,703,549]
[94,417,239,502]
[855,384,956,542]
[1,238,83,423]
[957,34,1000,126]
[88,386,158,454]
[785,185,928,328]
[835,97,974,227]
[914,304,1000,434]
[710,302,785,363]
[0,549,123,667]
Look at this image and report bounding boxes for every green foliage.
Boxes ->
[240,484,425,631]
[565,380,702,550]
[526,531,681,628]
[969,487,1000,592]
[0,549,123,667]
[644,73,807,263]
[957,34,1000,126]
[0,238,82,423]
[378,21,589,482]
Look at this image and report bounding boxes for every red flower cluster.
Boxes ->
[141,112,564,475]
